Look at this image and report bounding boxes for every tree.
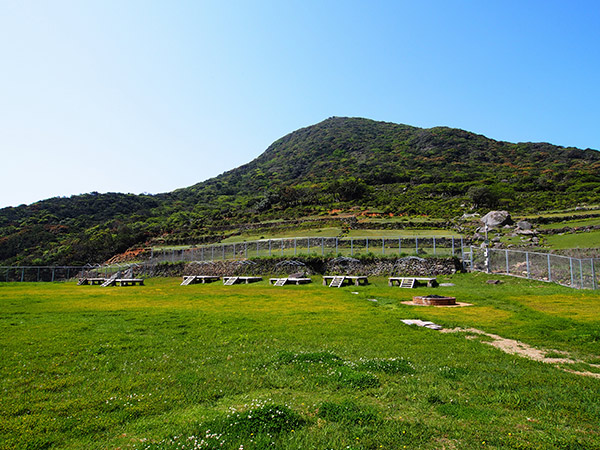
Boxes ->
[467,185,498,208]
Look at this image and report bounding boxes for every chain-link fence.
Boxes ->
[0,264,136,283]
[466,247,598,290]
[0,266,87,282]
[3,240,598,290]
[146,236,467,263]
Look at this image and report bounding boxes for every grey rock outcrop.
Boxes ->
[516,220,533,231]
[480,211,512,229]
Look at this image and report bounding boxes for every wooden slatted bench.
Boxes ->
[78,277,107,285]
[322,276,369,287]
[388,277,438,288]
[269,277,312,286]
[223,276,262,285]
[181,275,221,285]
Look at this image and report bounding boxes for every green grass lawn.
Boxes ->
[220,228,462,244]
[543,229,600,249]
[1,275,599,449]
[519,207,600,219]
[221,227,342,243]
[538,217,600,230]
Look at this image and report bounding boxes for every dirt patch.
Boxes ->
[441,327,600,379]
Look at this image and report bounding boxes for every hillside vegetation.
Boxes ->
[1,117,599,265]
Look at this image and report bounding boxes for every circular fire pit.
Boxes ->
[412,295,457,306]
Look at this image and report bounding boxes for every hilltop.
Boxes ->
[1,117,599,265]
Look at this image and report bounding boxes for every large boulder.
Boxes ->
[516,220,533,231]
[480,211,512,229]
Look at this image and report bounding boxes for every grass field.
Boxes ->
[542,229,600,250]
[537,217,600,230]
[220,228,462,244]
[1,275,599,449]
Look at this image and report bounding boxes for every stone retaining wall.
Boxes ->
[138,256,462,278]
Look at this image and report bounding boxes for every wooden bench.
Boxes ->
[181,275,221,286]
[269,277,312,286]
[388,277,438,288]
[322,276,369,287]
[223,276,262,285]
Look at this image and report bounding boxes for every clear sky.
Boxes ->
[1,0,599,208]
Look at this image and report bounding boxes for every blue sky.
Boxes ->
[1,0,599,207]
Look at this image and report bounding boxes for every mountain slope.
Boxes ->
[1,117,599,265]
[169,116,600,214]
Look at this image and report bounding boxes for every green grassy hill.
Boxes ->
[1,117,599,265]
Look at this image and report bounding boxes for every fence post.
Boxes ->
[452,237,455,256]
[245,243,248,259]
[212,245,215,261]
[269,240,272,257]
[433,237,436,256]
[547,254,552,282]
[470,246,474,270]
[257,241,259,257]
[399,238,401,255]
[294,238,297,256]
[21,267,24,282]
[592,259,597,290]
[222,244,225,260]
[233,244,235,260]
[526,252,530,278]
[351,238,353,256]
[382,237,385,256]
[37,267,40,282]
[335,238,338,255]
[570,258,574,287]
[307,238,310,254]
[366,238,369,253]
[52,268,55,282]
[415,237,419,255]
[579,259,584,289]
[505,249,509,275]
[321,238,324,256]
[282,239,284,256]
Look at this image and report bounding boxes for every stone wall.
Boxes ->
[138,256,462,278]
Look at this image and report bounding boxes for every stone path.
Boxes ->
[402,319,599,379]
[441,327,600,379]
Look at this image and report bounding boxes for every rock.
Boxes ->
[486,279,501,284]
[491,237,501,242]
[439,283,455,286]
[401,319,443,330]
[516,220,532,231]
[517,229,536,235]
[481,211,512,229]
